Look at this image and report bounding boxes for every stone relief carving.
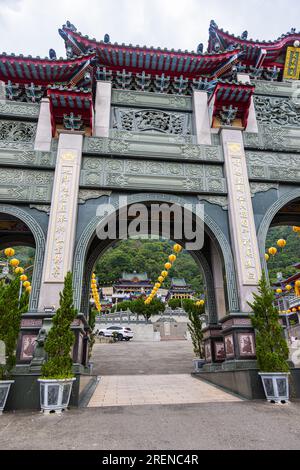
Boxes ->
[0,120,37,143]
[254,96,300,127]
[111,90,191,110]
[84,137,223,163]
[0,149,55,167]
[197,195,228,210]
[250,182,279,196]
[0,168,53,202]
[78,189,112,204]
[81,157,226,194]
[29,205,51,214]
[112,108,191,135]
[247,151,300,182]
[0,101,40,118]
[244,124,287,151]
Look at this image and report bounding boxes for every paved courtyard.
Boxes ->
[89,341,240,407]
[1,340,300,450]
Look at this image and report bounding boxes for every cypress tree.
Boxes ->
[0,276,23,379]
[248,271,289,373]
[42,272,77,379]
[186,302,205,359]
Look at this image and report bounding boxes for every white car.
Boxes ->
[96,325,134,341]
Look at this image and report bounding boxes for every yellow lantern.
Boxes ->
[293,226,300,234]
[165,262,172,270]
[15,267,24,275]
[26,286,32,293]
[298,307,300,311]
[161,271,168,278]
[10,258,20,267]
[292,308,297,313]
[265,254,270,262]
[173,244,182,254]
[155,283,161,289]
[287,310,291,314]
[23,281,30,288]
[4,248,15,257]
[92,273,96,279]
[158,276,164,284]
[276,289,283,295]
[295,280,300,297]
[20,275,28,282]
[169,254,177,263]
[199,300,205,306]
[285,285,293,292]
[268,247,277,256]
[277,239,287,249]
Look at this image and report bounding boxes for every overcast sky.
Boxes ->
[0,0,300,58]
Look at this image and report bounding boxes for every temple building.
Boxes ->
[113,272,153,300]
[274,263,300,314]
[166,278,195,301]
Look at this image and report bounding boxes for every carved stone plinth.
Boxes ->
[202,325,225,364]
[220,314,257,368]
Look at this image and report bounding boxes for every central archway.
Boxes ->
[73,193,240,323]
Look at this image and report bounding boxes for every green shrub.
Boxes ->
[42,272,77,379]
[248,271,289,373]
[168,298,181,309]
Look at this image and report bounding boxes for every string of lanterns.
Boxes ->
[3,248,32,293]
[144,244,183,305]
[91,273,101,312]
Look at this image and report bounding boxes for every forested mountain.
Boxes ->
[95,239,204,294]
[266,226,300,283]
[95,226,300,290]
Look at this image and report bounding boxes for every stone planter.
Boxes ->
[0,381,14,415]
[259,372,290,404]
[193,359,206,372]
[38,378,76,414]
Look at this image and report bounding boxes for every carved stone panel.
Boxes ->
[111,90,192,111]
[254,96,300,127]
[0,149,56,168]
[0,168,53,202]
[112,107,192,135]
[83,137,223,163]
[0,101,40,119]
[0,120,37,142]
[246,151,300,183]
[80,157,226,194]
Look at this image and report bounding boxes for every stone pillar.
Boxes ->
[237,73,258,134]
[211,242,227,320]
[94,81,112,138]
[221,129,262,313]
[193,90,212,145]
[38,132,83,310]
[34,98,52,151]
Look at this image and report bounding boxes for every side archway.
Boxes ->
[258,188,300,274]
[0,204,46,312]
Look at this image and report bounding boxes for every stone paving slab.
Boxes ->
[88,374,241,407]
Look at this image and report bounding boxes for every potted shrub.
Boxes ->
[184,300,206,371]
[248,271,290,404]
[39,272,77,414]
[0,275,28,414]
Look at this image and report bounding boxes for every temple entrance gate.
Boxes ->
[1,20,300,406]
